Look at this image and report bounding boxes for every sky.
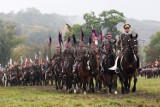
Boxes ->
[0,0,160,21]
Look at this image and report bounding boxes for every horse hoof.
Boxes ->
[84,91,87,95]
[74,89,76,94]
[114,91,118,95]
[132,88,136,92]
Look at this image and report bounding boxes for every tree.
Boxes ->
[83,12,101,31]
[144,32,160,64]
[99,9,126,38]
[64,24,94,46]
[0,20,24,66]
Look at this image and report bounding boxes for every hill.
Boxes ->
[0,8,160,46]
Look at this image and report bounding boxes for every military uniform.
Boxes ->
[117,33,131,52]
[109,24,140,70]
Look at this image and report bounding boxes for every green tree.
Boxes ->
[0,20,24,66]
[99,9,126,38]
[144,32,160,64]
[83,12,101,31]
[64,24,93,46]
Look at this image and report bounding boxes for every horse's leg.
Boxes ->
[132,74,137,92]
[88,76,94,93]
[124,78,129,94]
[91,76,95,93]
[83,81,87,95]
[113,74,118,94]
[128,76,132,93]
[55,76,58,90]
[118,73,125,94]
[108,75,113,94]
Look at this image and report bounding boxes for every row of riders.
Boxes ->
[140,64,160,79]
[0,24,140,94]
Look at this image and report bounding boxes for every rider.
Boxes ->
[52,44,62,70]
[109,24,139,71]
[52,44,62,60]
[99,32,115,72]
[88,41,99,74]
[154,59,159,67]
[63,37,75,74]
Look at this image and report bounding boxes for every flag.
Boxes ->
[99,30,103,43]
[67,36,71,43]
[72,34,77,46]
[58,32,63,47]
[20,56,23,66]
[46,55,49,62]
[80,29,84,41]
[92,30,98,45]
[66,23,72,31]
[35,54,38,59]
[30,59,32,63]
[48,36,52,46]
[9,58,12,65]
[88,36,92,46]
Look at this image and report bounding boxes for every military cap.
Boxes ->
[123,24,131,29]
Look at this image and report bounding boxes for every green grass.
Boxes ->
[0,77,160,107]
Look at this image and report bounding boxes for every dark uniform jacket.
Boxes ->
[117,33,131,52]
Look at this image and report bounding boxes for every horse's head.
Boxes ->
[128,33,138,54]
[108,39,117,54]
[72,57,82,73]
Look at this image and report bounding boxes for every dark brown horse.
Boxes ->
[62,56,74,93]
[52,57,63,90]
[99,40,117,94]
[98,40,117,93]
[118,34,138,94]
[73,55,91,94]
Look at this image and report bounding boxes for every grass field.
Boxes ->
[0,77,160,107]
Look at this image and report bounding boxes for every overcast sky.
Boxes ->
[0,0,160,21]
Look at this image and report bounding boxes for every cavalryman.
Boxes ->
[117,24,132,52]
[52,45,62,60]
[110,24,140,70]
[154,59,159,67]
[52,44,63,69]
[63,37,75,60]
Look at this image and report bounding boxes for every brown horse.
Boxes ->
[118,34,138,94]
[73,55,91,94]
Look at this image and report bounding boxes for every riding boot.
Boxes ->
[109,56,119,70]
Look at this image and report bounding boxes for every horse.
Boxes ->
[52,57,63,90]
[99,40,118,94]
[62,54,75,93]
[118,34,138,94]
[73,55,91,94]
[87,48,99,93]
[22,67,31,86]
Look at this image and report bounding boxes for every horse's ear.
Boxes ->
[130,34,133,39]
[135,34,138,38]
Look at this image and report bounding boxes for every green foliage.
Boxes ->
[64,24,92,45]
[83,11,102,31]
[99,9,126,38]
[0,20,24,66]
[64,9,126,43]
[144,32,160,63]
